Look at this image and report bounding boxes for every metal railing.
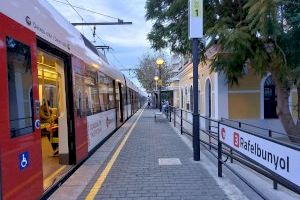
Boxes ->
[163,106,300,198]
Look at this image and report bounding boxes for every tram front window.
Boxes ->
[37,50,70,190]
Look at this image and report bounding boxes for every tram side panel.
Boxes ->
[0,13,43,200]
[72,57,88,163]
[85,70,117,152]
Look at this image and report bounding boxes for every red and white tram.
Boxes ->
[0,1,144,199]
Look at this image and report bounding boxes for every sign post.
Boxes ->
[189,0,203,161]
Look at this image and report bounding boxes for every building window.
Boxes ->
[7,36,34,137]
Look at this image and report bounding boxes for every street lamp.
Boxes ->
[156,58,164,112]
[154,76,159,91]
[154,76,159,108]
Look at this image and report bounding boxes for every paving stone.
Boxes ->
[84,109,228,199]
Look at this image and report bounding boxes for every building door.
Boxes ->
[264,76,278,119]
[115,82,124,127]
[0,13,43,199]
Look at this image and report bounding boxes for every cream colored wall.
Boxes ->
[228,69,261,119]
[198,62,216,117]
[177,63,265,120]
[229,69,261,90]
[229,93,260,119]
[175,60,298,122]
[177,61,218,118]
[178,66,192,110]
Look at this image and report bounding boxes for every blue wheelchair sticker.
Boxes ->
[19,151,29,170]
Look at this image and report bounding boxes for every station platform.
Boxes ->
[49,109,250,200]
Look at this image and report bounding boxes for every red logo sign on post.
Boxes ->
[233,132,240,148]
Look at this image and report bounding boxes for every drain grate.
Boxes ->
[158,158,182,166]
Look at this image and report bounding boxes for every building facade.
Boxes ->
[171,45,298,132]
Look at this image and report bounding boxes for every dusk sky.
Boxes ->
[48,0,153,90]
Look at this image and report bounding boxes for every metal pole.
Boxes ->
[159,67,162,112]
[218,121,222,177]
[155,81,158,109]
[192,38,200,161]
[273,181,278,190]
[174,108,176,127]
[180,109,183,134]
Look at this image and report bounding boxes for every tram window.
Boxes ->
[85,70,100,116]
[6,37,34,137]
[108,79,115,109]
[127,88,131,105]
[98,72,115,111]
[122,85,126,106]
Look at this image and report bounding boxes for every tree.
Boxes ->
[145,0,220,55]
[136,53,174,93]
[145,0,300,143]
[208,0,300,143]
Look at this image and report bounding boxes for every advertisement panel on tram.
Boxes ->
[87,109,116,151]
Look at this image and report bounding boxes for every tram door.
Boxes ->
[115,82,124,127]
[0,13,43,200]
[37,48,72,190]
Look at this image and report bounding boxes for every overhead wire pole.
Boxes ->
[189,0,203,161]
[61,0,133,73]
[72,21,132,26]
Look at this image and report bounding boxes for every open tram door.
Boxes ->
[115,81,124,127]
[36,40,75,190]
[0,13,43,199]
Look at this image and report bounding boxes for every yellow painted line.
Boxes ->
[44,165,67,189]
[85,108,144,200]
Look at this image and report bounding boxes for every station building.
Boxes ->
[169,45,298,132]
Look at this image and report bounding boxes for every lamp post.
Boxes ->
[154,76,159,92]
[156,58,164,112]
[154,76,159,108]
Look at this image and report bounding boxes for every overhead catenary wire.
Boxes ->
[56,0,128,71]
[63,0,106,46]
[51,0,120,20]
[64,0,84,21]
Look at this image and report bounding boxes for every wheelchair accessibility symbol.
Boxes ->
[19,151,29,170]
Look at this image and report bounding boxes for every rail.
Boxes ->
[221,117,287,138]
[162,106,300,198]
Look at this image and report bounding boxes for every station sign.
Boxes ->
[219,124,300,187]
[188,0,203,38]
